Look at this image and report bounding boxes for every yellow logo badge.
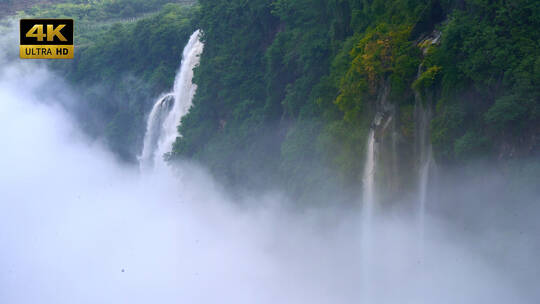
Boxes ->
[20,19,74,59]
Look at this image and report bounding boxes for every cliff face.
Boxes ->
[7,1,538,203]
[168,0,539,202]
[360,31,439,205]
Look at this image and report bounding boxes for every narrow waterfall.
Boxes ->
[416,100,433,238]
[362,128,376,220]
[390,114,399,192]
[361,112,382,299]
[139,30,204,171]
[414,65,434,239]
[361,127,375,300]
[139,93,174,171]
[362,112,384,224]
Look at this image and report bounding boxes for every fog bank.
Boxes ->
[0,38,539,303]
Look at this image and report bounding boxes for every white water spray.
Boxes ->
[139,30,204,171]
[414,68,434,240]
[1,22,538,304]
[361,117,379,299]
[362,129,376,223]
[362,112,383,213]
[139,93,174,171]
[417,114,433,239]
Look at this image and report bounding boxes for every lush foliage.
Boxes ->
[423,0,539,161]
[25,1,198,159]
[170,0,438,197]
[171,0,539,200]
[17,0,538,200]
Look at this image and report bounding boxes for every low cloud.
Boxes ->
[0,35,538,304]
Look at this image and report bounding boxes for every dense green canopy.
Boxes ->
[25,0,539,201]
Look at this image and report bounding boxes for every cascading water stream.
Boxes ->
[139,93,174,171]
[139,30,204,172]
[414,67,434,241]
[413,70,434,302]
[361,128,375,300]
[417,107,433,239]
[362,112,384,234]
[362,128,376,230]
[361,113,381,300]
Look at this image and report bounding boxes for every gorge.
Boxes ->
[0,0,538,303]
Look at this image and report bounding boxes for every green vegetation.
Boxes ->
[171,0,438,196]
[9,0,538,201]
[22,0,198,159]
[169,0,538,200]
[423,0,540,161]
[23,0,196,46]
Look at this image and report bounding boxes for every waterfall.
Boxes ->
[414,64,434,243]
[362,112,384,226]
[390,113,399,192]
[361,127,375,300]
[362,128,376,220]
[139,93,174,171]
[139,30,204,172]
[416,99,433,239]
[361,112,382,299]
